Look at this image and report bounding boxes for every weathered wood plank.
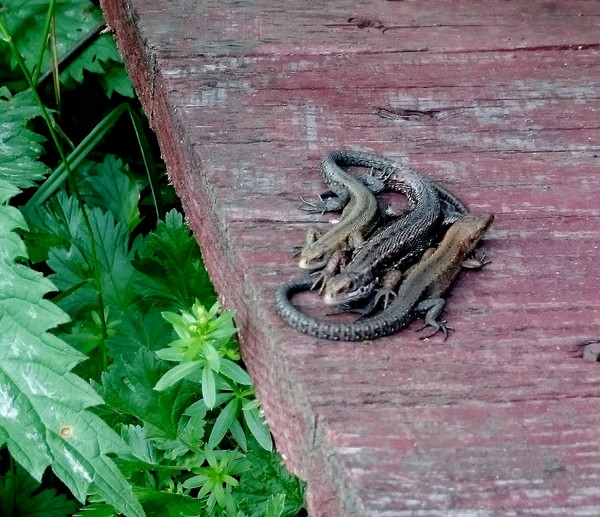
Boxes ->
[101,0,600,514]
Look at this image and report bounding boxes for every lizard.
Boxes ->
[297,151,383,282]
[298,150,453,290]
[322,184,467,307]
[318,154,467,307]
[275,213,493,341]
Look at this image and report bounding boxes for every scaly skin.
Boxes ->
[298,151,382,271]
[276,213,494,341]
[322,155,467,306]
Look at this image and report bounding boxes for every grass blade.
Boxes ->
[26,103,128,207]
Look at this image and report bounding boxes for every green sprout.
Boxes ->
[183,448,249,515]
[154,301,249,409]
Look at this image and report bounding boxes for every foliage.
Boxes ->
[0,458,79,517]
[0,1,306,516]
[0,88,144,517]
[0,0,134,97]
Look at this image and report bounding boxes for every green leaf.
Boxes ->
[203,342,221,372]
[228,416,247,452]
[0,259,144,517]
[0,460,79,517]
[208,398,240,449]
[120,425,156,465]
[74,501,119,517]
[21,190,78,263]
[219,358,252,385]
[105,307,173,361]
[62,33,134,98]
[97,56,135,98]
[0,89,143,517]
[0,204,29,260]
[134,488,203,517]
[234,441,305,517]
[264,494,286,517]
[182,474,210,489]
[0,177,21,203]
[154,347,184,362]
[100,349,199,440]
[0,0,133,97]
[242,404,273,452]
[132,210,215,309]
[0,89,50,190]
[201,366,216,409]
[154,361,202,392]
[77,155,141,231]
[47,204,137,317]
[27,103,129,208]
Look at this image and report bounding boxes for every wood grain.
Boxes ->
[100,0,600,514]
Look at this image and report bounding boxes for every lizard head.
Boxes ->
[298,244,331,270]
[323,272,376,306]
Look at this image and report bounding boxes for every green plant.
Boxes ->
[0,1,305,516]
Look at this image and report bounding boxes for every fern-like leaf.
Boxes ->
[132,210,215,309]
[0,0,133,97]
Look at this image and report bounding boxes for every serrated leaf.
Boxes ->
[77,155,141,231]
[99,349,199,440]
[0,0,133,98]
[97,54,135,98]
[0,89,50,190]
[0,461,79,517]
[264,494,286,517]
[0,259,144,516]
[0,205,29,260]
[105,307,173,361]
[132,210,215,309]
[234,441,305,517]
[21,191,81,263]
[120,425,156,465]
[47,204,137,317]
[0,178,22,203]
[0,90,143,516]
[134,488,203,517]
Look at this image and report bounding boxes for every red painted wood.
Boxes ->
[100,0,600,514]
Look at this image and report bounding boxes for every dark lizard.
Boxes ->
[299,150,454,290]
[275,213,493,341]
[320,155,467,306]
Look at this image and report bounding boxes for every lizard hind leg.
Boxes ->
[414,297,453,340]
